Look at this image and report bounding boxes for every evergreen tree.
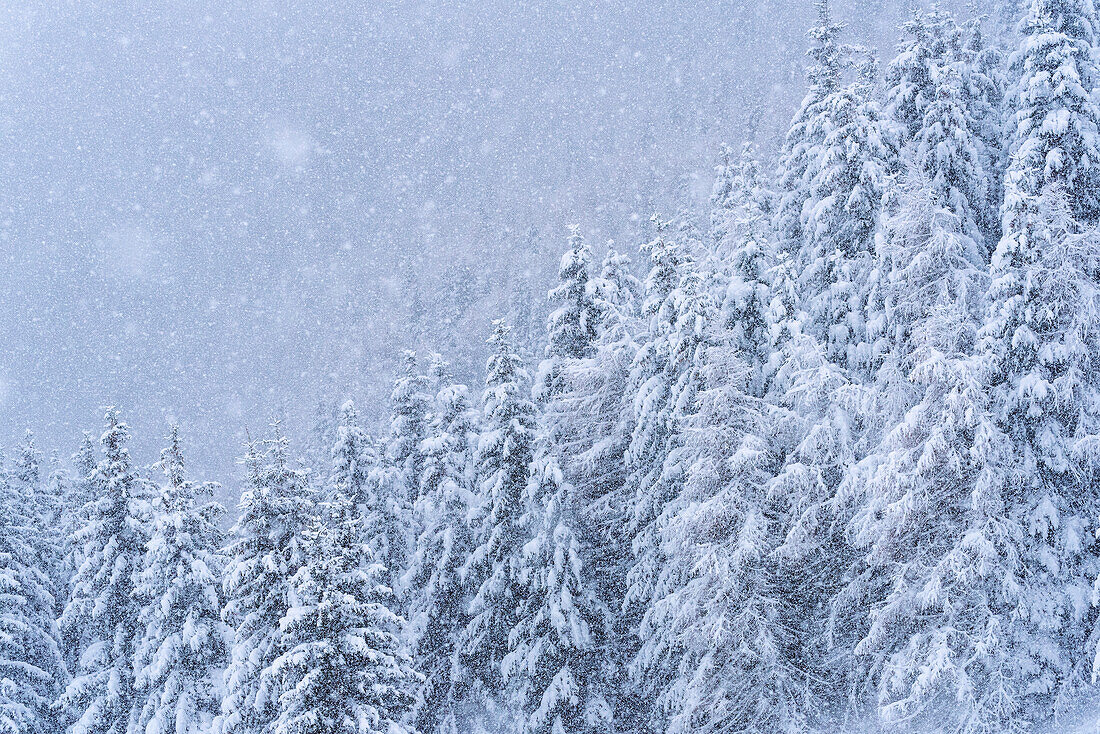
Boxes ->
[1007,0,1100,223]
[588,246,641,343]
[403,377,478,734]
[800,52,899,373]
[553,243,641,729]
[775,0,846,255]
[837,182,990,728]
[713,142,776,394]
[884,7,959,143]
[645,339,807,733]
[133,427,228,734]
[57,408,153,734]
[959,18,1006,249]
[328,400,376,512]
[220,425,314,734]
[621,223,717,732]
[59,433,98,674]
[536,226,600,402]
[762,241,862,723]
[0,449,64,734]
[364,355,431,597]
[913,62,988,250]
[459,320,537,724]
[387,351,432,502]
[270,493,421,734]
[504,448,611,734]
[504,232,614,734]
[850,187,1100,731]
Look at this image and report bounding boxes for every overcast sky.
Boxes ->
[0,0,925,488]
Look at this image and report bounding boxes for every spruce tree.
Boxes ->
[504,232,613,734]
[775,0,845,255]
[57,408,153,734]
[504,449,611,734]
[713,142,775,394]
[884,7,959,143]
[387,351,432,502]
[799,53,899,373]
[958,18,1006,249]
[133,427,228,734]
[1007,0,1100,224]
[0,449,64,734]
[403,377,478,734]
[622,224,715,731]
[646,340,805,733]
[328,400,376,511]
[536,226,599,402]
[588,246,641,341]
[459,320,537,725]
[271,493,421,734]
[838,182,990,728]
[220,425,314,734]
[553,243,641,729]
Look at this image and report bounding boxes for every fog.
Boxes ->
[1,0,921,483]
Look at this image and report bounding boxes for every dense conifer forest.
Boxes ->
[4,1,1100,732]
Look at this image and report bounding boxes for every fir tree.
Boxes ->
[460,320,537,723]
[59,433,98,674]
[713,142,775,394]
[57,408,153,734]
[645,340,807,733]
[800,52,899,373]
[133,427,228,734]
[775,0,846,255]
[504,448,611,734]
[622,224,715,732]
[403,377,478,734]
[328,400,376,512]
[536,226,600,402]
[270,493,421,734]
[0,449,64,734]
[884,7,960,143]
[837,182,990,728]
[1007,0,1100,223]
[387,351,432,502]
[220,425,314,734]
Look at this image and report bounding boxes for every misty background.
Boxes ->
[0,0,934,487]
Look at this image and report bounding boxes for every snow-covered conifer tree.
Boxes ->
[387,351,432,501]
[712,142,775,393]
[271,492,421,734]
[1007,0,1100,223]
[535,226,599,402]
[800,52,899,372]
[133,426,228,734]
[913,63,988,249]
[504,447,611,734]
[328,400,376,511]
[403,376,478,734]
[837,180,990,727]
[220,425,314,734]
[884,7,959,143]
[504,230,613,734]
[589,247,640,338]
[958,18,1006,248]
[459,320,537,723]
[622,225,717,731]
[644,334,808,733]
[57,408,154,734]
[0,449,64,734]
[775,0,845,255]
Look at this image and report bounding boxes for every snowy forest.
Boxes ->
[5,0,1100,732]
